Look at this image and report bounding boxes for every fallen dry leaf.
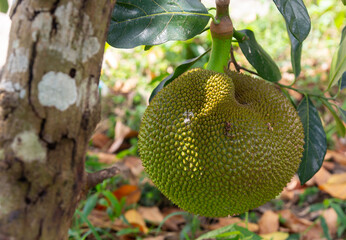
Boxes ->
[280,187,296,201]
[91,133,112,149]
[325,150,346,166]
[278,209,312,232]
[312,166,331,186]
[258,210,279,234]
[108,121,138,153]
[278,210,325,239]
[322,161,335,171]
[143,236,165,240]
[286,175,301,190]
[87,151,120,164]
[113,185,141,205]
[124,209,149,233]
[322,208,338,237]
[161,208,186,231]
[205,217,259,233]
[260,232,289,240]
[87,210,127,231]
[138,206,164,225]
[319,173,346,200]
[124,156,144,177]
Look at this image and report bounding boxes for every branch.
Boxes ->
[85,165,120,190]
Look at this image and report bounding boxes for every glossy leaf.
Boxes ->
[320,99,345,137]
[149,49,210,102]
[238,29,281,82]
[328,26,346,90]
[0,0,8,13]
[339,71,346,90]
[288,28,302,77]
[107,0,210,48]
[297,96,327,185]
[273,0,311,42]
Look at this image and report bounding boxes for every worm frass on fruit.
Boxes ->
[138,68,304,217]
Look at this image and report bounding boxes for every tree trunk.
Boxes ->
[0,0,116,239]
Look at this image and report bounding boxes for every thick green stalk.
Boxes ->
[206,37,232,73]
[205,0,233,73]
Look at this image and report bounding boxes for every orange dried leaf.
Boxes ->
[113,185,141,205]
[91,133,112,149]
[319,173,346,200]
[258,210,279,234]
[124,209,149,233]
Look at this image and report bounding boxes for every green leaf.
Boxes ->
[338,106,346,123]
[149,49,210,102]
[297,96,327,184]
[287,28,302,77]
[338,71,346,90]
[107,0,210,48]
[330,202,346,226]
[0,0,8,13]
[196,225,261,240]
[102,190,122,217]
[320,216,332,240]
[233,225,262,240]
[328,26,346,90]
[320,99,345,137]
[116,227,140,236]
[76,210,102,240]
[196,224,237,240]
[238,29,281,82]
[273,0,311,42]
[83,193,99,217]
[342,0,346,5]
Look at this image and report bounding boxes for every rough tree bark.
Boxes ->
[0,0,116,239]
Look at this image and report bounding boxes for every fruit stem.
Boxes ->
[206,0,233,73]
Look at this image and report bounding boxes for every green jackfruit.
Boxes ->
[138,68,304,217]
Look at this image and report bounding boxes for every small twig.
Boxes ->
[228,44,260,76]
[85,165,120,191]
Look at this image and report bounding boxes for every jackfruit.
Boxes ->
[138,68,304,217]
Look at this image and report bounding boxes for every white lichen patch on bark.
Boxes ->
[6,45,29,74]
[46,2,100,63]
[77,79,99,110]
[32,12,53,42]
[82,37,100,63]
[0,80,26,99]
[38,72,77,111]
[11,131,47,162]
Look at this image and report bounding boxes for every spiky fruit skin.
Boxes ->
[138,68,304,217]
